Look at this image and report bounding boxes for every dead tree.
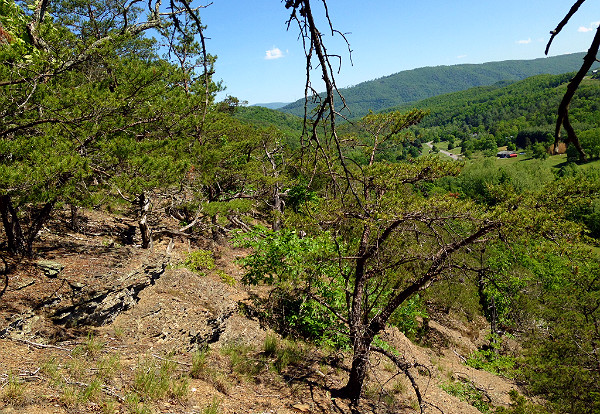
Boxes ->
[546,0,600,161]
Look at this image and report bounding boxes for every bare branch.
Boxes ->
[371,346,426,414]
[12,338,73,352]
[169,0,213,131]
[552,25,600,161]
[545,0,587,55]
[546,0,599,161]
[371,221,499,331]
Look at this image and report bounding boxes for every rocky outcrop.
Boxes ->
[108,267,249,352]
[189,307,236,347]
[52,258,169,327]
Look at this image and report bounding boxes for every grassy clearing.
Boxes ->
[132,356,189,402]
[1,373,27,406]
[2,338,198,413]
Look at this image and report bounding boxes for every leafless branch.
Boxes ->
[545,0,587,55]
[169,0,213,131]
[12,338,73,352]
[552,25,600,161]
[546,0,599,161]
[371,221,499,331]
[371,346,426,414]
[307,290,350,325]
[285,1,363,207]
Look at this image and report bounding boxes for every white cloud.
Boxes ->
[265,47,284,60]
[457,54,467,59]
[516,38,532,45]
[578,21,600,33]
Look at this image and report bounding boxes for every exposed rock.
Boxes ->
[189,307,235,347]
[0,207,521,414]
[110,268,246,352]
[36,260,64,278]
[292,403,311,412]
[51,257,169,327]
[0,311,39,339]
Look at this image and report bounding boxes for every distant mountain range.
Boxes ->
[251,102,289,110]
[275,52,593,119]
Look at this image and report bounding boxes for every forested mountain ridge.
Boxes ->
[233,105,304,148]
[278,52,592,118]
[251,102,289,110]
[239,72,600,159]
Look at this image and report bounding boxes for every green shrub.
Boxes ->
[388,294,428,338]
[441,379,491,413]
[494,390,551,414]
[466,343,517,379]
[234,227,349,348]
[184,249,216,276]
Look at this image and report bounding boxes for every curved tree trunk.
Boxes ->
[0,256,8,302]
[337,224,376,404]
[0,196,54,256]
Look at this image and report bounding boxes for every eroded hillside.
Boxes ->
[0,207,520,414]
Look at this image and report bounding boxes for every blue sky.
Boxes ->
[199,1,600,105]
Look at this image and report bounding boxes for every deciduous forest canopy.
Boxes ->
[1,0,600,413]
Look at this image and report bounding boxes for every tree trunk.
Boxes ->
[138,193,152,249]
[341,334,374,404]
[210,215,224,244]
[272,187,284,231]
[0,195,26,256]
[478,271,499,342]
[338,225,374,404]
[25,201,54,255]
[69,204,80,231]
[0,256,9,301]
[264,144,284,231]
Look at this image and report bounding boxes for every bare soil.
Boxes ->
[0,207,519,414]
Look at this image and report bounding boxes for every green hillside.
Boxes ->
[279,52,593,119]
[232,71,600,161]
[399,72,600,157]
[233,106,304,149]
